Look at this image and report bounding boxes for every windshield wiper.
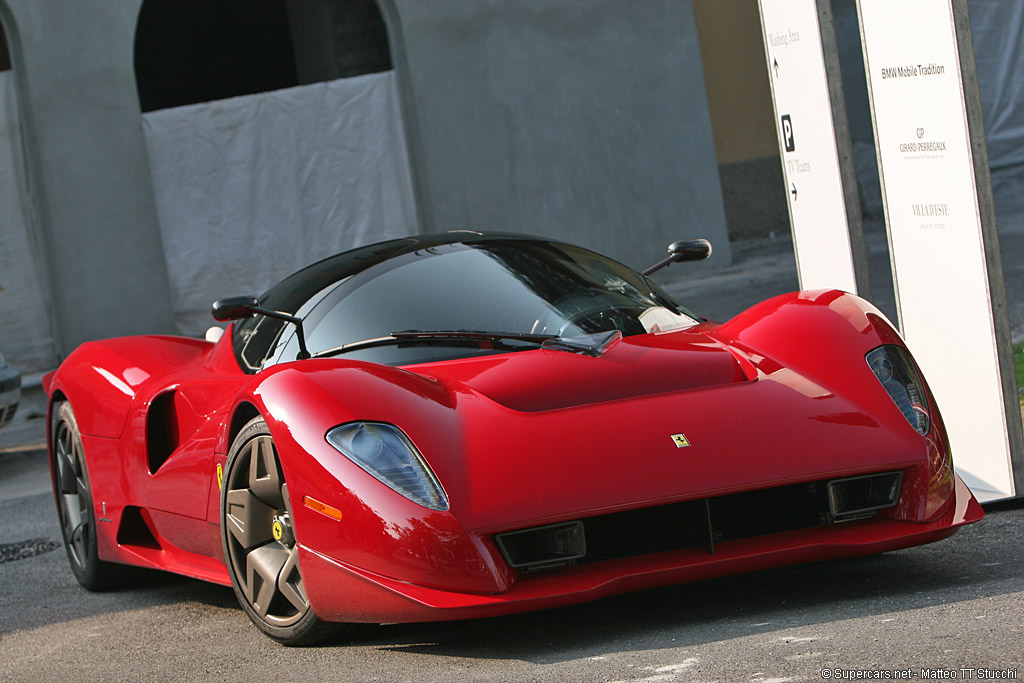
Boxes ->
[312,329,623,359]
[312,330,555,359]
[393,330,557,343]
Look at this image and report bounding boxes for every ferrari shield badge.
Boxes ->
[216,463,224,490]
[671,433,691,448]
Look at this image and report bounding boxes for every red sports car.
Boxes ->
[45,232,982,645]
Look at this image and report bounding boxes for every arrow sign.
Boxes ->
[760,0,861,295]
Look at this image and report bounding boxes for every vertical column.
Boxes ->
[758,0,869,295]
[858,0,1022,501]
[387,0,732,271]
[3,0,175,357]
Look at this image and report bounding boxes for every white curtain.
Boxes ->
[970,0,1024,171]
[142,71,419,336]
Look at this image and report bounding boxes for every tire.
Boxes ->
[221,416,348,646]
[52,401,128,590]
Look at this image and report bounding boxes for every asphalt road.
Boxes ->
[1,453,1022,682]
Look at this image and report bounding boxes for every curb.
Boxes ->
[0,444,46,458]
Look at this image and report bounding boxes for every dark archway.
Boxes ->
[134,0,393,113]
[134,0,300,112]
[288,0,392,84]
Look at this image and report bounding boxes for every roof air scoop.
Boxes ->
[541,330,622,357]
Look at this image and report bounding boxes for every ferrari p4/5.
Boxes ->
[45,233,982,645]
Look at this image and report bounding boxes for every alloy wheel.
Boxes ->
[224,433,309,627]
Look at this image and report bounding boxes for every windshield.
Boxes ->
[262,238,698,368]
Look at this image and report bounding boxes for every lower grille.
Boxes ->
[582,480,826,565]
[708,482,826,544]
[496,473,900,572]
[582,500,713,562]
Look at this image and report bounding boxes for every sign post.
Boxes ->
[758,0,869,295]
[857,0,1023,501]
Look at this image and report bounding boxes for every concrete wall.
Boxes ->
[691,0,790,241]
[692,0,776,166]
[0,0,176,361]
[385,0,732,271]
[0,70,56,370]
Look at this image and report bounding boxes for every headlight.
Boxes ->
[866,345,931,435]
[326,422,449,511]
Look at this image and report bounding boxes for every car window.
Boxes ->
[267,240,697,367]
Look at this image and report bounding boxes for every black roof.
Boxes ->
[260,231,568,315]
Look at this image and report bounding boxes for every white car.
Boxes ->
[0,347,21,429]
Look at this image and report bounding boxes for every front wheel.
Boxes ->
[52,401,128,590]
[221,416,349,646]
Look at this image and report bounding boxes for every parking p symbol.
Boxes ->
[781,114,795,152]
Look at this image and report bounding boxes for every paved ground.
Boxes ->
[1,466,1022,682]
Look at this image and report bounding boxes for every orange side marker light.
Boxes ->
[303,495,343,521]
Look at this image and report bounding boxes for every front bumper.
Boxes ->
[301,474,982,624]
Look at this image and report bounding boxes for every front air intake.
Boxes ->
[495,521,586,572]
[827,472,903,520]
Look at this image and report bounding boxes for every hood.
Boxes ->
[412,327,749,413]
[396,327,925,533]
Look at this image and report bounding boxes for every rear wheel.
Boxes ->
[53,401,127,590]
[221,416,347,646]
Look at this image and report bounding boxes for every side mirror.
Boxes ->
[211,296,260,321]
[210,295,311,360]
[643,239,712,276]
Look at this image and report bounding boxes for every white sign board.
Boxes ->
[859,0,1015,501]
[759,0,858,294]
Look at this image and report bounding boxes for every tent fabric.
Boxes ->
[142,71,419,337]
[970,0,1024,171]
[0,71,59,372]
